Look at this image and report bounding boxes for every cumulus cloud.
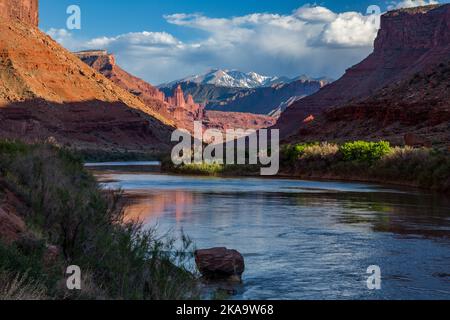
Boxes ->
[47,28,80,50]
[47,5,383,85]
[387,0,439,10]
[314,12,380,48]
[294,6,337,23]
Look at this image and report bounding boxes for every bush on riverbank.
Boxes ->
[162,157,261,177]
[282,141,450,192]
[339,141,392,164]
[0,140,199,300]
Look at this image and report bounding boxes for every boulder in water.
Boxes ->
[195,247,245,282]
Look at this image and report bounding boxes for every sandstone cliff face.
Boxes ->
[0,19,174,152]
[375,5,450,51]
[295,58,450,148]
[277,4,450,138]
[76,50,166,103]
[0,0,38,26]
[75,50,172,118]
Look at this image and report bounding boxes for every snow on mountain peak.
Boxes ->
[160,69,292,89]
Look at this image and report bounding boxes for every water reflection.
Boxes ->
[97,170,450,300]
[125,191,197,223]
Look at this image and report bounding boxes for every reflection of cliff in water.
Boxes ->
[124,191,197,224]
[288,191,450,240]
[124,188,450,240]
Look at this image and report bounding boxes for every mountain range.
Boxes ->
[205,79,329,115]
[160,70,331,115]
[160,69,293,89]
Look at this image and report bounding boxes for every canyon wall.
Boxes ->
[0,0,38,26]
[277,4,450,138]
[0,16,175,152]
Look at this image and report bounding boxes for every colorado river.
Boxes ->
[91,163,450,300]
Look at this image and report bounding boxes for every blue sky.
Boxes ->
[40,1,387,39]
[40,0,446,84]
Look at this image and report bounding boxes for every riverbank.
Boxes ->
[0,141,199,300]
[163,141,450,193]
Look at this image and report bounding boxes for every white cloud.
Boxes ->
[86,31,181,48]
[387,0,439,10]
[294,6,337,23]
[47,28,79,50]
[47,5,383,85]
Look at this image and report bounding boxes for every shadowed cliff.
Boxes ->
[276,4,450,139]
[0,99,174,153]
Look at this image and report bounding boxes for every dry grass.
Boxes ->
[0,271,47,300]
[380,146,431,162]
[300,142,339,160]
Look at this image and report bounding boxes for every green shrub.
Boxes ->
[0,141,199,300]
[375,147,450,191]
[176,162,225,175]
[281,142,320,163]
[339,141,392,164]
[279,140,450,192]
[0,140,30,155]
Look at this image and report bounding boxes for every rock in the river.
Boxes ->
[195,247,245,282]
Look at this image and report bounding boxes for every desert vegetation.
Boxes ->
[164,140,450,192]
[166,162,261,176]
[281,141,450,192]
[0,140,199,300]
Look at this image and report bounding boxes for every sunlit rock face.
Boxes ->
[0,0,39,27]
[0,16,174,152]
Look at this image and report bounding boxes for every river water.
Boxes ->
[91,163,450,300]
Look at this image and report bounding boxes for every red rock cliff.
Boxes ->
[375,5,450,50]
[0,0,38,27]
[0,19,175,152]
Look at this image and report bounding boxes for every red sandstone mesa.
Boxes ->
[277,4,450,142]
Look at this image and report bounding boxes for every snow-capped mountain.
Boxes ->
[159,69,292,89]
